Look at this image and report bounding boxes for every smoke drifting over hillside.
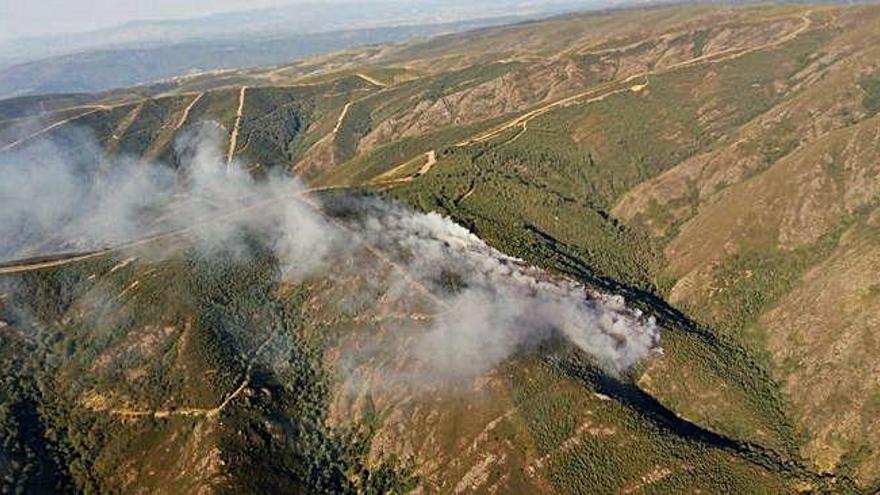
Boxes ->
[0,122,660,380]
[0,127,172,256]
[342,200,661,378]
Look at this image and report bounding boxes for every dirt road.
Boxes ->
[144,93,204,159]
[0,109,102,152]
[92,334,275,420]
[377,10,814,186]
[104,102,145,157]
[333,101,353,134]
[0,11,817,272]
[175,93,204,131]
[356,72,387,88]
[371,150,437,186]
[226,86,248,170]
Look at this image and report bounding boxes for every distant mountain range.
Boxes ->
[0,0,607,99]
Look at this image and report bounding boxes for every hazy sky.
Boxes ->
[0,0,305,41]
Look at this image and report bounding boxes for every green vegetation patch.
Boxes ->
[682,213,853,352]
[504,351,799,493]
[116,95,192,158]
[237,86,319,168]
[859,74,880,116]
[0,237,414,492]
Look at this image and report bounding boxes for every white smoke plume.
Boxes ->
[0,122,335,272]
[0,122,660,382]
[345,201,661,379]
[0,126,177,257]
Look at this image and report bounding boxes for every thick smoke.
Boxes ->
[0,128,172,255]
[348,202,661,378]
[0,122,660,382]
[0,123,334,274]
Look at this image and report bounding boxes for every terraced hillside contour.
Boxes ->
[2,3,880,493]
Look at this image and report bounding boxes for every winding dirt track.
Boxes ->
[305,98,355,151]
[373,10,814,187]
[0,11,815,276]
[1,91,209,157]
[419,149,438,175]
[297,76,392,166]
[93,312,438,420]
[457,12,813,150]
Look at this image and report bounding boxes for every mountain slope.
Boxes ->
[2,3,880,492]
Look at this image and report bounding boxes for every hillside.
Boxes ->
[2,3,880,493]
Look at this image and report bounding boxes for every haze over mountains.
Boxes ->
[0,0,606,98]
[3,1,880,493]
